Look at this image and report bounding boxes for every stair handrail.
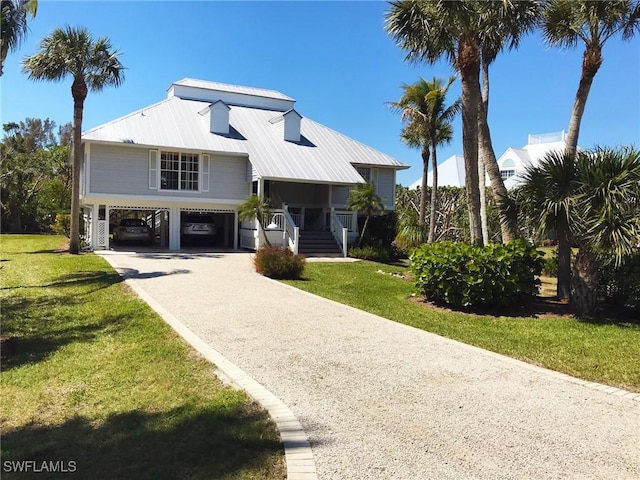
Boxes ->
[279,206,300,254]
[330,209,348,258]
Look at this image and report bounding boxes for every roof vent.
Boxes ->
[210,100,230,134]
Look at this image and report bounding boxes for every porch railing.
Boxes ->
[334,211,356,232]
[267,209,300,254]
[330,210,348,258]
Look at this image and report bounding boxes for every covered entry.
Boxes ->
[179,208,236,248]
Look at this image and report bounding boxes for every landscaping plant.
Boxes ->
[253,246,305,279]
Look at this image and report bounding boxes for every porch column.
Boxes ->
[160,211,168,247]
[169,207,181,250]
[104,205,110,250]
[91,204,100,250]
[233,211,239,249]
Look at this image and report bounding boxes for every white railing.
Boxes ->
[290,213,303,228]
[334,211,356,232]
[330,210,348,258]
[266,209,300,254]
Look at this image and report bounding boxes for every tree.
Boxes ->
[542,0,640,158]
[541,0,640,298]
[238,194,274,248]
[388,76,460,243]
[347,183,385,247]
[0,0,37,76]
[22,26,125,253]
[519,147,640,314]
[386,0,540,245]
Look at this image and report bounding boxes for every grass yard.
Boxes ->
[0,235,285,479]
[284,260,640,392]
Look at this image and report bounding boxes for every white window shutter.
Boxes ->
[149,150,158,189]
[201,154,210,192]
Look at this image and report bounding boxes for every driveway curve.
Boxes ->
[99,250,640,480]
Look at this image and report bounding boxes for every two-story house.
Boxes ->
[80,78,408,253]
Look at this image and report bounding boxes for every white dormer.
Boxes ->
[269,109,302,142]
[210,100,230,134]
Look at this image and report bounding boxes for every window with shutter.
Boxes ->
[201,154,210,192]
[149,150,158,189]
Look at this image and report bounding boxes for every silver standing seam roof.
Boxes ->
[83,83,408,185]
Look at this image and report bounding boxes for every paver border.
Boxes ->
[103,256,318,480]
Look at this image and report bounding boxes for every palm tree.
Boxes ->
[542,0,640,158]
[520,147,640,314]
[519,150,577,301]
[347,183,385,247]
[1,0,37,76]
[388,76,460,242]
[238,194,274,247]
[386,0,540,245]
[570,147,640,314]
[22,26,125,254]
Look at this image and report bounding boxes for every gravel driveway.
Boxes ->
[99,250,640,480]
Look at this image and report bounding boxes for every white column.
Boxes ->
[233,211,239,250]
[104,205,110,250]
[169,207,180,250]
[92,204,100,250]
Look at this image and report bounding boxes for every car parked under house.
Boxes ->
[80,78,408,254]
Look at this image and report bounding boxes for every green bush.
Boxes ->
[542,249,559,277]
[349,245,391,262]
[51,213,71,237]
[253,247,306,279]
[410,239,543,308]
[599,252,640,314]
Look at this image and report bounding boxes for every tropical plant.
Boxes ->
[388,76,460,243]
[386,0,540,245]
[0,0,37,76]
[22,26,125,254]
[347,183,385,247]
[542,0,640,158]
[520,147,640,314]
[237,194,274,247]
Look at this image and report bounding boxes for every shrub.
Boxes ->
[349,245,391,262]
[542,249,559,277]
[253,247,306,279]
[51,213,71,237]
[599,252,640,314]
[410,239,543,308]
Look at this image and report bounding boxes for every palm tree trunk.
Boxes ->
[428,139,437,243]
[565,45,602,158]
[570,247,599,315]
[479,59,489,245]
[358,216,370,248]
[419,146,430,226]
[556,226,572,301]
[70,77,88,254]
[457,36,483,246]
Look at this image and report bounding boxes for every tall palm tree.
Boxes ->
[388,76,460,242]
[22,26,124,254]
[0,0,37,76]
[542,0,640,158]
[238,194,274,247]
[347,183,385,247]
[386,0,540,246]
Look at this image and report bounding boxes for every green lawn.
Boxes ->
[0,235,285,479]
[284,260,640,392]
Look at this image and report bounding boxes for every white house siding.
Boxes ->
[377,168,396,211]
[88,144,248,201]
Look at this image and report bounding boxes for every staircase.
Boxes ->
[298,230,342,256]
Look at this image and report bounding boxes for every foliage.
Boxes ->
[51,213,71,237]
[0,118,72,232]
[410,239,543,308]
[23,26,125,254]
[347,182,385,247]
[542,248,559,277]
[356,211,397,248]
[599,252,640,314]
[238,194,274,247]
[253,246,306,279]
[0,0,38,75]
[1,235,285,478]
[284,260,640,391]
[348,245,394,263]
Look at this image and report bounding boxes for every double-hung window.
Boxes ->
[160,151,199,191]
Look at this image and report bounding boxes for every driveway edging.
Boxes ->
[107,262,318,480]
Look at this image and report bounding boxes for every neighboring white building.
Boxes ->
[409,131,570,189]
[80,78,408,253]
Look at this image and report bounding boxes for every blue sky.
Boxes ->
[2,1,639,186]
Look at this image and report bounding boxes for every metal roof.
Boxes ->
[83,96,408,185]
[172,78,295,102]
